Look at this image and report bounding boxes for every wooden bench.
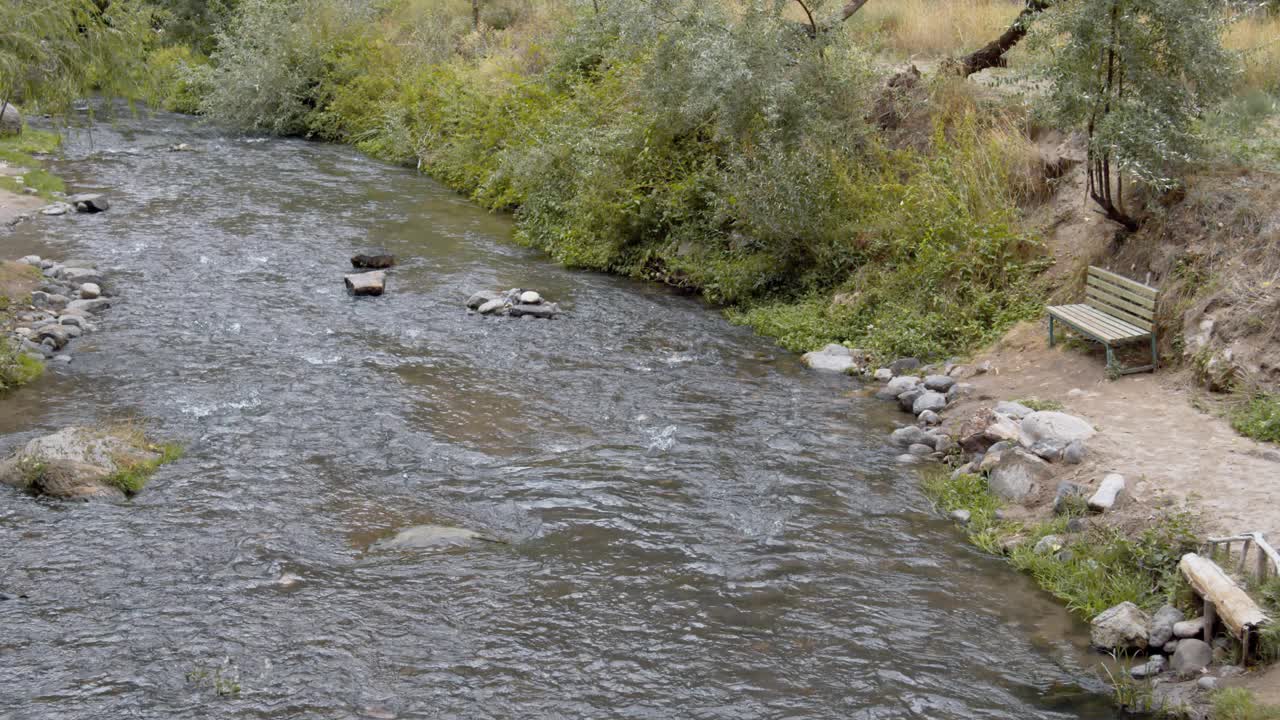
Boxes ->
[1047,266,1158,375]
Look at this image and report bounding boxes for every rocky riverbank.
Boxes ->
[4,254,110,367]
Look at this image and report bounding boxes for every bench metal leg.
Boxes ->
[1151,334,1158,371]
[1048,316,1055,348]
[1105,344,1116,373]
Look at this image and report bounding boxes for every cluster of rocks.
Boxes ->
[7,255,110,365]
[465,288,559,319]
[344,251,395,297]
[1091,600,1233,685]
[39,193,110,217]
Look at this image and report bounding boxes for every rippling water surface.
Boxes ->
[0,111,1118,719]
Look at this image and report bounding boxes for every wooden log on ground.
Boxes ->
[1180,553,1270,641]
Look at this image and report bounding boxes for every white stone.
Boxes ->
[343,270,386,296]
[1088,474,1126,512]
[1173,617,1206,639]
[79,283,101,299]
[477,298,506,315]
[19,255,40,266]
[1021,411,1096,445]
[802,343,860,373]
[518,290,543,304]
[873,368,893,382]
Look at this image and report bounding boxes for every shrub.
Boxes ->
[1232,393,1280,443]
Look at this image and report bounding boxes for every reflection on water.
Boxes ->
[0,111,1117,719]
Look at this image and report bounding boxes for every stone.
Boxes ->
[519,290,543,304]
[372,524,498,550]
[19,255,40,266]
[1131,655,1166,679]
[897,388,925,412]
[13,327,32,338]
[1174,617,1206,639]
[889,357,920,375]
[912,391,947,415]
[1034,534,1064,554]
[60,267,103,285]
[1088,474,1126,512]
[65,298,110,315]
[918,409,941,426]
[890,425,931,448]
[1197,676,1218,691]
[950,509,971,524]
[948,364,976,379]
[946,383,973,403]
[1021,411,1096,445]
[32,325,70,350]
[907,443,934,457]
[1149,605,1185,647]
[507,303,557,319]
[983,413,1024,444]
[1062,440,1087,465]
[895,454,919,464]
[1066,517,1090,533]
[53,354,72,364]
[62,325,82,338]
[67,193,109,213]
[887,375,921,394]
[30,291,52,306]
[923,374,955,392]
[1030,440,1066,462]
[466,291,500,310]
[344,271,386,296]
[0,102,21,137]
[78,283,100,299]
[873,387,901,401]
[477,298,506,315]
[958,408,1001,453]
[0,427,166,500]
[351,251,395,269]
[1091,601,1151,651]
[1053,481,1087,515]
[1163,640,1180,654]
[995,401,1035,419]
[873,368,893,382]
[802,343,860,373]
[978,450,1004,473]
[40,202,72,216]
[988,449,1053,503]
[1171,639,1213,676]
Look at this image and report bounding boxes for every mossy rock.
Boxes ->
[0,426,181,500]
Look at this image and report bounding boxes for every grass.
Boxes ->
[842,0,1025,59]
[0,346,46,391]
[1213,688,1280,720]
[1231,393,1280,444]
[103,441,184,495]
[1014,397,1064,412]
[0,129,65,200]
[1224,10,1280,95]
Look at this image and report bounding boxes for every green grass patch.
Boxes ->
[1015,397,1065,412]
[1231,393,1280,444]
[103,442,185,495]
[0,339,45,392]
[0,129,62,157]
[1212,688,1280,720]
[0,129,65,200]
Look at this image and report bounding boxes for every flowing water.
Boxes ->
[0,111,1118,719]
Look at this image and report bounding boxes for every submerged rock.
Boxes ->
[373,524,502,550]
[344,270,386,296]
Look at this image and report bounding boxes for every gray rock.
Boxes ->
[889,357,920,375]
[886,375,921,394]
[1131,655,1166,679]
[1053,481,1087,515]
[372,524,499,550]
[988,449,1053,503]
[65,298,110,314]
[1197,676,1217,691]
[802,343,860,373]
[897,388,925,413]
[53,354,72,364]
[918,409,941,426]
[1034,534,1065,554]
[1021,411,1096,445]
[983,413,1024,444]
[950,509,971,524]
[519,290,543,304]
[1091,601,1151,651]
[78,283,101,299]
[508,302,557,319]
[1174,617,1206,639]
[13,327,32,338]
[477,298,506,315]
[33,325,70,350]
[1149,605,1185,647]
[890,425,931,447]
[1062,440,1087,464]
[923,374,956,392]
[1066,517,1090,532]
[60,267,102,285]
[344,270,386,296]
[995,401,1035,419]
[1164,640,1180,654]
[907,443,935,457]
[67,193,109,213]
[40,202,72,216]
[873,368,893,382]
[351,251,395,269]
[946,382,973,403]
[950,462,974,479]
[1088,474,1126,512]
[21,339,52,358]
[62,324,82,338]
[19,255,40,266]
[895,454,919,464]
[466,291,500,310]
[0,102,20,138]
[1030,439,1066,462]
[1171,639,1212,676]
[933,434,955,454]
[912,391,947,415]
[30,291,52,306]
[0,426,165,499]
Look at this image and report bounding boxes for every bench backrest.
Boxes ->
[1086,266,1157,331]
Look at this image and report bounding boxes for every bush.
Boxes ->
[147,44,213,114]
[0,340,45,392]
[1232,394,1280,443]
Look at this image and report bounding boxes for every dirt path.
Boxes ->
[949,320,1280,540]
[0,174,44,229]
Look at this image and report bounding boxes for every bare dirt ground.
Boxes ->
[947,320,1280,540]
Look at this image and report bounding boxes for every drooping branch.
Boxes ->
[793,0,818,37]
[835,0,872,24]
[955,0,1051,76]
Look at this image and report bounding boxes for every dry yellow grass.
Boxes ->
[844,0,1024,58]
[1224,11,1280,93]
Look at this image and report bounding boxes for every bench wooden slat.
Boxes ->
[1088,266,1157,300]
[1088,274,1158,310]
[1049,304,1150,342]
[1086,281,1156,319]
[1085,293,1155,331]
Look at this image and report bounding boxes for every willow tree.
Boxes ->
[0,0,156,119]
[1035,0,1237,230]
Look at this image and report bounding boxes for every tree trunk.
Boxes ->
[956,0,1051,76]
[472,0,480,30]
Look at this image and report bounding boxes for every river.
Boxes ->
[0,110,1118,719]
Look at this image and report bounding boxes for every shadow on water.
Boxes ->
[0,109,1121,719]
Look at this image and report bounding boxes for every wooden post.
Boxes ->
[1239,539,1252,576]
[1204,600,1217,644]
[1260,548,1271,583]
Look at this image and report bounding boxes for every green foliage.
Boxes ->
[1212,688,1280,720]
[1231,393,1280,443]
[0,340,45,392]
[147,44,213,114]
[0,129,62,156]
[1015,397,1064,411]
[103,442,184,495]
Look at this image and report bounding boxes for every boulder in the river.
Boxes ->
[466,291,501,310]
[373,524,502,550]
[32,324,71,350]
[918,409,941,426]
[344,270,386,296]
[1091,601,1150,652]
[67,193,109,213]
[0,426,175,500]
[890,425,932,448]
[1131,655,1166,679]
[0,102,21,138]
[519,290,543,304]
[886,375,920,395]
[508,302,557,319]
[477,298,506,315]
[351,251,395,269]
[987,448,1052,504]
[873,368,893,382]
[801,343,863,373]
[897,388,924,413]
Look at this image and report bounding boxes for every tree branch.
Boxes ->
[793,0,818,38]
[954,0,1050,77]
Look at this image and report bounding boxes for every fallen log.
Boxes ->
[1179,552,1270,660]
